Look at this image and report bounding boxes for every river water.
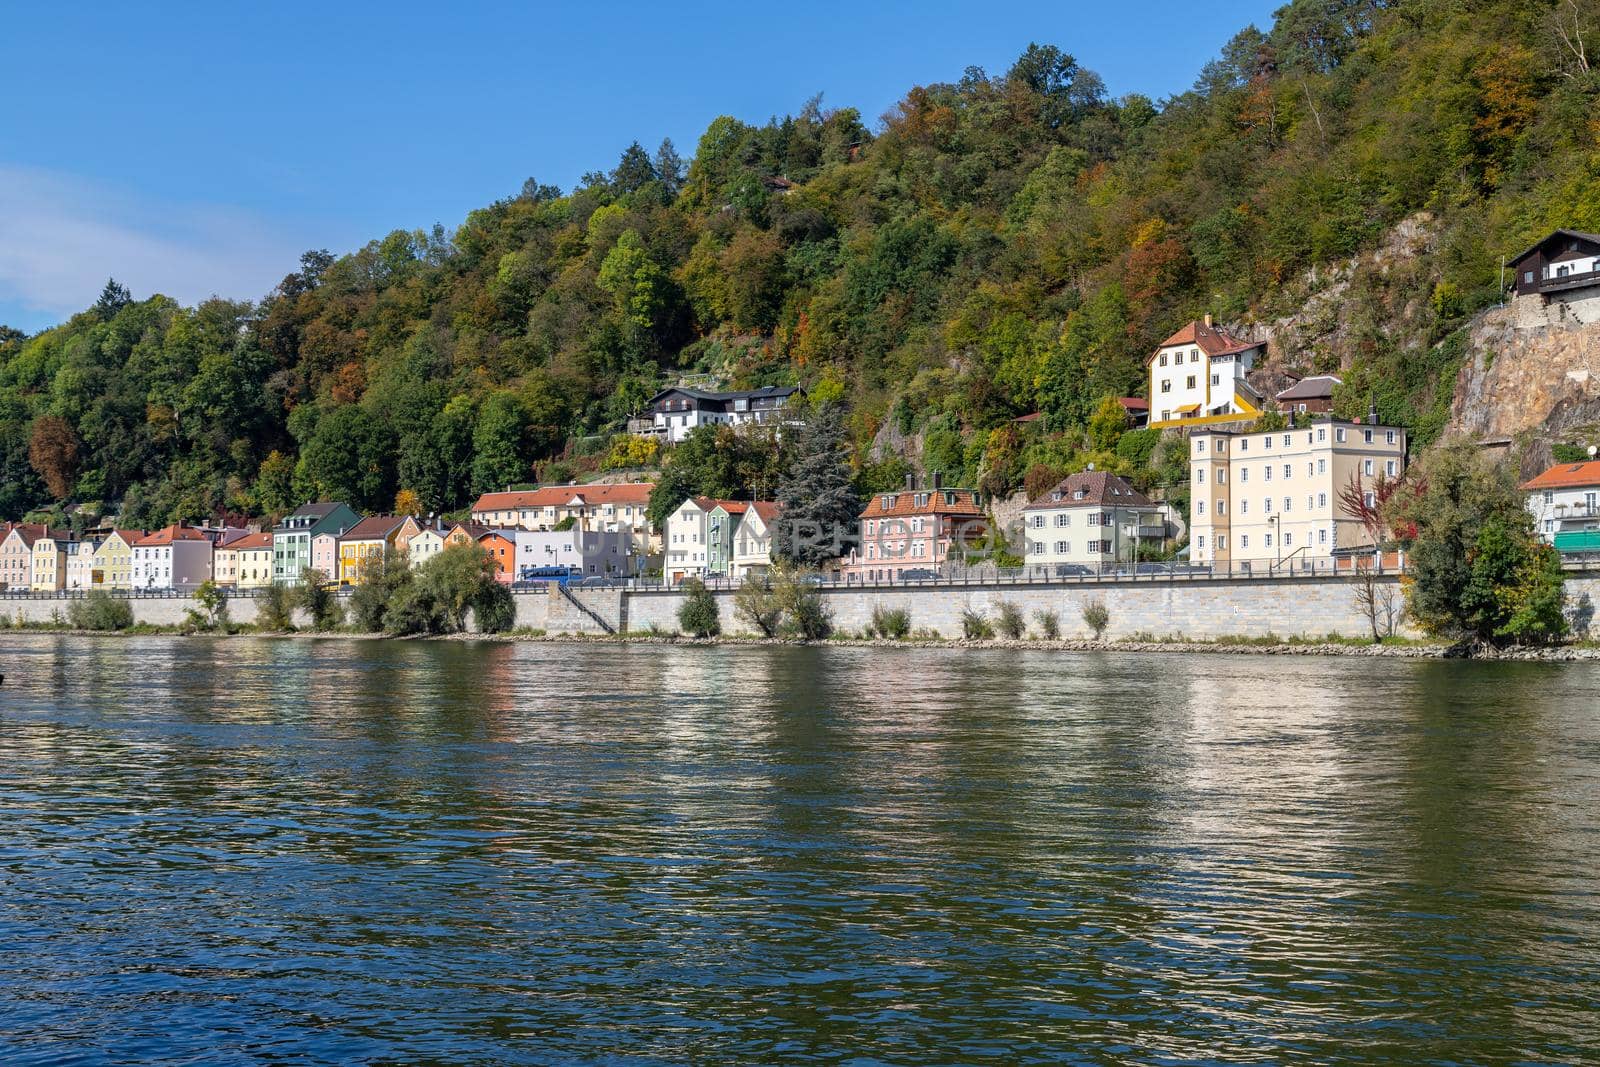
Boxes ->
[1,635,1597,1064]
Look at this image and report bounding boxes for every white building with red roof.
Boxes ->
[1148,315,1266,427]
[131,524,215,592]
[1522,458,1600,546]
[470,482,657,556]
[1022,470,1168,576]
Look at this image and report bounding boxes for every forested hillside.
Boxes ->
[3,0,1596,529]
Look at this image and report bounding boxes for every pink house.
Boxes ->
[842,478,985,583]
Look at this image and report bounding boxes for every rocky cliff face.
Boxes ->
[1448,292,1600,473]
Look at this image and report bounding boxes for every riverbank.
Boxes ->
[7,626,1600,660]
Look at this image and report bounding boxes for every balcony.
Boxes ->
[1535,267,1600,295]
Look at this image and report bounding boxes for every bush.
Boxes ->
[295,567,342,631]
[994,600,1025,639]
[386,543,511,635]
[734,574,783,637]
[1034,608,1061,639]
[870,603,911,639]
[67,589,134,631]
[1082,599,1110,640]
[256,583,296,632]
[775,570,832,639]
[678,579,721,637]
[962,608,994,639]
[349,552,410,632]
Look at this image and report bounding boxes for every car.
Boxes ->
[1053,564,1094,578]
[897,568,942,582]
[578,576,624,587]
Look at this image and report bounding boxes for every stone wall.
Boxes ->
[7,574,1595,640]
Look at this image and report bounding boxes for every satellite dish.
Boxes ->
[1590,445,1598,458]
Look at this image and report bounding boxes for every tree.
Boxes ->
[256,583,296,631]
[1087,396,1129,452]
[1081,599,1110,640]
[94,278,132,320]
[28,415,80,499]
[678,578,721,637]
[774,404,860,567]
[295,566,342,631]
[67,590,133,631]
[774,569,832,639]
[1389,440,1565,648]
[471,392,528,494]
[733,574,783,637]
[189,580,231,632]
[256,450,296,515]
[393,488,423,517]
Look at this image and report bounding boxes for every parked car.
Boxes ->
[898,569,941,581]
[578,576,623,587]
[1053,564,1094,577]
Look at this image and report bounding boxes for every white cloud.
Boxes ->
[0,165,318,329]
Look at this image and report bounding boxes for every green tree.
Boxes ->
[471,392,528,494]
[295,566,342,631]
[733,574,783,637]
[677,578,722,637]
[774,403,860,567]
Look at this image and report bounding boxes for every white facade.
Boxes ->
[730,506,779,579]
[131,538,214,592]
[665,499,713,581]
[1526,482,1600,542]
[509,528,634,581]
[66,539,101,590]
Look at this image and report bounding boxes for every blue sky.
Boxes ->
[1,1,1276,334]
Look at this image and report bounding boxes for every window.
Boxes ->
[1524,270,1534,283]
[1282,435,1291,448]
[1240,500,1249,514]
[1263,498,1272,513]
[1264,534,1273,548]
[1197,469,1205,484]
[1216,469,1227,485]
[1161,410,1171,422]
[1386,460,1397,477]
[1319,528,1327,545]
[1056,513,1070,527]
[1161,379,1172,393]
[1317,428,1326,442]
[1264,435,1272,450]
[1264,466,1273,481]
[1159,354,1168,367]
[1241,468,1249,483]
[1218,535,1227,549]
[1239,439,1249,452]
[1031,515,1043,529]
[1197,536,1206,549]
[1336,428,1346,443]
[1318,458,1327,475]
[1308,495,1316,510]
[1386,430,1397,445]
[1055,541,1068,554]
[1283,465,1292,479]
[1283,497,1291,512]
[1363,459,1374,476]
[1240,535,1249,549]
[1211,373,1220,386]
[1364,491,1376,509]
[1363,429,1373,444]
[1197,501,1207,515]
[1543,489,1554,504]
[1217,499,1227,515]
[1284,532,1293,546]
[1186,375,1197,389]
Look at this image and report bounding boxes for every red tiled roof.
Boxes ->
[3,523,65,547]
[224,531,274,551]
[1150,318,1261,364]
[695,497,750,515]
[747,501,782,524]
[1522,460,1600,491]
[1117,397,1149,411]
[338,515,408,542]
[471,483,654,512]
[1024,470,1152,511]
[135,524,210,546]
[859,487,983,519]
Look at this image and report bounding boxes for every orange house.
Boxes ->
[478,531,515,583]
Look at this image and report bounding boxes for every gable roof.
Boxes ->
[471,482,654,513]
[224,531,275,552]
[1024,470,1152,511]
[1522,460,1600,491]
[747,501,782,524]
[136,524,210,546]
[697,498,751,515]
[1276,374,1343,401]
[859,486,984,520]
[1149,318,1262,364]
[4,524,67,548]
[1508,229,1600,268]
[647,384,802,411]
[338,515,408,542]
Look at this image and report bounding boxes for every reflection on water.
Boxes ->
[1,636,1597,1064]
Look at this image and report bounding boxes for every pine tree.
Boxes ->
[774,404,860,568]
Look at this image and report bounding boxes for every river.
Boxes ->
[1,635,1597,1064]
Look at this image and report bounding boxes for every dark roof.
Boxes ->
[287,502,342,519]
[648,385,802,410]
[1508,229,1600,268]
[1276,375,1342,401]
[1024,471,1152,511]
[338,515,408,543]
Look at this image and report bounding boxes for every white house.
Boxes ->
[644,386,802,444]
[470,483,657,556]
[508,527,635,581]
[729,501,781,579]
[65,537,102,590]
[1148,316,1266,427]
[1522,458,1600,547]
[131,524,215,592]
[1022,471,1168,576]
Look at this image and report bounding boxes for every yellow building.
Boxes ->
[30,531,74,592]
[231,532,276,588]
[337,516,408,584]
[92,529,143,590]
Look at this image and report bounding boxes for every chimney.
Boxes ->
[1203,313,1213,328]
[931,470,943,490]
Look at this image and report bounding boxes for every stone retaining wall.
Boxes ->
[5,574,1594,640]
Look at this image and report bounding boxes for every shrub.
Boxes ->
[961,608,994,639]
[386,543,511,635]
[189,580,230,632]
[1081,599,1110,640]
[775,570,832,640]
[67,589,134,631]
[994,600,1025,639]
[1034,608,1061,640]
[295,567,342,631]
[349,552,410,632]
[734,574,783,637]
[870,604,911,639]
[256,583,296,632]
[678,579,721,638]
